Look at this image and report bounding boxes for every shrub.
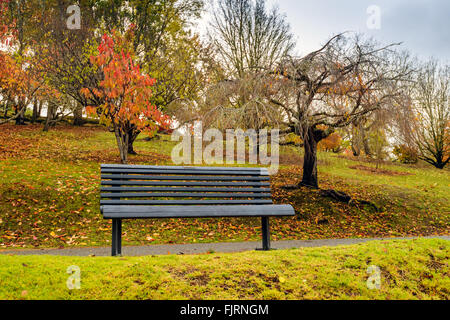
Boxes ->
[318,133,343,153]
[393,145,419,164]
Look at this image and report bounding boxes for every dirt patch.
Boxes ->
[167,266,210,286]
[349,165,413,176]
[279,152,303,165]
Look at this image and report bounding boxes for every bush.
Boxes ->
[318,133,343,153]
[393,145,419,164]
[282,133,303,146]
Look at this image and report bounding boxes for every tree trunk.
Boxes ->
[301,126,319,188]
[43,103,57,131]
[73,104,84,126]
[362,129,372,157]
[351,144,360,157]
[351,121,363,156]
[15,103,26,125]
[114,126,128,164]
[128,137,137,155]
[127,127,140,155]
[37,100,42,118]
[31,99,38,123]
[431,155,448,169]
[3,101,8,118]
[43,110,51,132]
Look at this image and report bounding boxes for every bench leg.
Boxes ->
[111,219,122,256]
[261,216,271,250]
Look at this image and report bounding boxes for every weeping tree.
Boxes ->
[270,34,414,188]
[169,0,295,157]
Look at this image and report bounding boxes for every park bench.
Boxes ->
[100,164,295,256]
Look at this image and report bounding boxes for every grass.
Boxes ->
[0,124,448,249]
[0,239,448,300]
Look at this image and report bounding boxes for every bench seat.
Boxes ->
[102,204,295,219]
[100,164,295,256]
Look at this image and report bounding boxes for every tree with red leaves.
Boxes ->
[82,28,171,164]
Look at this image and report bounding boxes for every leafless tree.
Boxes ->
[209,0,294,78]
[270,34,414,188]
[200,0,295,154]
[411,60,449,169]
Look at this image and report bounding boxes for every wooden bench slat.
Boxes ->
[101,174,270,181]
[101,192,272,198]
[102,204,295,219]
[101,168,267,175]
[100,187,271,193]
[101,164,267,173]
[100,199,273,205]
[101,180,271,187]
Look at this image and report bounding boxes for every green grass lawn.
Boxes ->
[0,124,448,249]
[0,239,448,300]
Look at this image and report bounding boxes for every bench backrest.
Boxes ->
[100,164,273,206]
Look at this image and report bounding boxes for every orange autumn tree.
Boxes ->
[0,47,53,125]
[82,28,171,163]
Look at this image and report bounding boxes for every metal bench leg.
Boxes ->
[261,216,271,250]
[111,219,122,256]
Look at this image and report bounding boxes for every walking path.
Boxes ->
[0,236,448,256]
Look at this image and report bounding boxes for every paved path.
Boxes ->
[0,236,448,257]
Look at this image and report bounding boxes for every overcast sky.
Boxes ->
[197,0,450,62]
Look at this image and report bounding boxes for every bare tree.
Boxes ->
[270,34,414,188]
[203,0,294,153]
[411,60,449,169]
[210,0,295,78]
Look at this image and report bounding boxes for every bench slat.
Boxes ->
[100,175,270,182]
[101,180,270,187]
[102,205,295,219]
[100,187,271,193]
[101,192,272,198]
[101,199,273,205]
[101,168,266,175]
[101,164,267,173]
[101,175,269,181]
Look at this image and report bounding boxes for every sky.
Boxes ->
[196,0,450,62]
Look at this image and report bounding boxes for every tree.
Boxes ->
[82,28,171,164]
[210,0,294,78]
[0,0,100,127]
[0,48,52,126]
[31,0,102,128]
[0,0,40,125]
[393,144,419,164]
[94,0,205,154]
[199,0,294,156]
[271,34,413,188]
[411,61,449,169]
[318,131,342,153]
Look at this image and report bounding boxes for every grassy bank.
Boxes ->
[0,124,449,249]
[0,239,448,300]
